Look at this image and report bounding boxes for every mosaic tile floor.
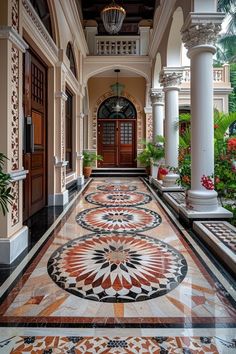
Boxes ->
[1,335,236,353]
[0,178,235,353]
[202,222,236,253]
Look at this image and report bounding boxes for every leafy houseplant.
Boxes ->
[137,135,165,175]
[83,151,103,178]
[0,153,13,215]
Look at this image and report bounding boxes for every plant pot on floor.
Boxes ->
[83,166,92,178]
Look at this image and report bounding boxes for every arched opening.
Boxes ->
[66,43,77,78]
[153,53,162,88]
[166,7,184,67]
[97,96,137,167]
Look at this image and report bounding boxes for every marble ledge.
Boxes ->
[179,204,233,220]
[193,220,236,275]
[151,178,185,193]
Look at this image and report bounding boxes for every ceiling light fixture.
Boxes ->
[101,0,126,35]
[112,69,123,113]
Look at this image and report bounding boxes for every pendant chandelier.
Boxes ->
[112,69,124,113]
[101,1,126,35]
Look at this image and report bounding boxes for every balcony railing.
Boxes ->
[182,65,230,84]
[96,36,140,56]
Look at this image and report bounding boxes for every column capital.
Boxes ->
[181,13,225,52]
[150,88,164,105]
[160,68,183,89]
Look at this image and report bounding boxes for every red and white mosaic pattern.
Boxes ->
[85,191,152,207]
[48,233,187,302]
[76,206,161,233]
[2,335,235,353]
[97,183,137,192]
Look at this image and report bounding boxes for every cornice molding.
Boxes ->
[0,26,28,52]
[22,0,58,58]
[55,91,68,101]
[10,169,28,181]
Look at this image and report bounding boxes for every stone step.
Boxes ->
[91,168,147,177]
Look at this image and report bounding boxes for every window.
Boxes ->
[65,88,73,173]
[66,43,77,78]
[98,96,136,119]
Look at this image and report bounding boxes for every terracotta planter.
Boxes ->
[146,166,151,176]
[83,166,92,178]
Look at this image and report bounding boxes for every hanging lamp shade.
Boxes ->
[101,1,126,35]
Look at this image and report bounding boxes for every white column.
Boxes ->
[181,13,224,212]
[160,69,182,187]
[150,89,164,139]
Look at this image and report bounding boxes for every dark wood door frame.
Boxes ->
[23,48,47,221]
[98,119,136,167]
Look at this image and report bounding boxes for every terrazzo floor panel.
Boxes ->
[0,178,235,353]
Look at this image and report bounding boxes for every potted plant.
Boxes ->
[137,135,165,176]
[0,153,13,215]
[83,151,103,178]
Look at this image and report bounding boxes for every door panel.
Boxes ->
[118,121,135,167]
[98,119,136,167]
[98,121,117,167]
[23,51,47,220]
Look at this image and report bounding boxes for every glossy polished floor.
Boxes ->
[0,178,235,353]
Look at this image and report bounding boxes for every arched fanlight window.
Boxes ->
[29,0,54,39]
[98,96,136,119]
[66,43,77,78]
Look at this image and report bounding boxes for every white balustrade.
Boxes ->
[96,36,140,55]
[182,66,226,83]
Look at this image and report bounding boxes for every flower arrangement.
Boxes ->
[201,175,214,190]
[158,166,168,180]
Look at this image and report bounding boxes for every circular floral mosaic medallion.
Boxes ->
[76,206,161,233]
[85,191,152,207]
[97,184,137,192]
[48,233,187,302]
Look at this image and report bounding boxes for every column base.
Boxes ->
[152,178,185,193]
[187,189,218,212]
[179,203,233,221]
[0,226,28,264]
[48,190,69,206]
[77,175,85,186]
[163,173,179,187]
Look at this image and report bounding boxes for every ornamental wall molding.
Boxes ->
[181,13,225,51]
[22,0,58,57]
[0,26,28,52]
[10,169,28,181]
[160,69,183,88]
[54,156,68,167]
[150,89,164,104]
[55,91,68,101]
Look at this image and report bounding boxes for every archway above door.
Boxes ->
[97,96,138,167]
[92,91,143,164]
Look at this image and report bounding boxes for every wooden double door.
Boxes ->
[98,119,136,167]
[23,50,47,221]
